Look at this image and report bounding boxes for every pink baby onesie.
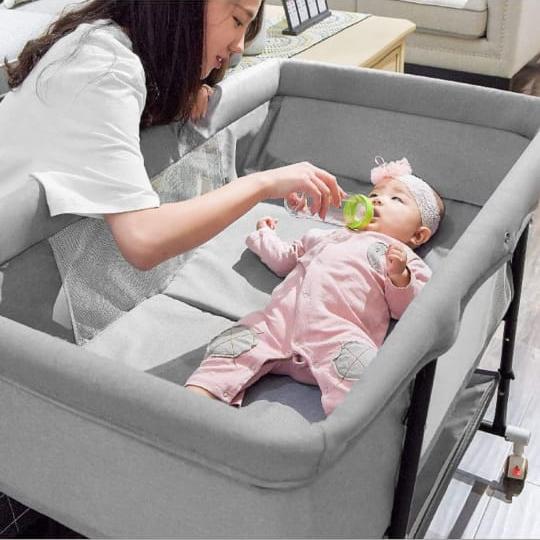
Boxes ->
[186,227,432,415]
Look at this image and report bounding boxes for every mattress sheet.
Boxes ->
[85,199,511,433]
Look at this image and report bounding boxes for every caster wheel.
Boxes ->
[505,454,528,482]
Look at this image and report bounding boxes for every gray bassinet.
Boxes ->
[1,59,540,538]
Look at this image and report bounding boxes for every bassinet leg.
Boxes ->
[479,225,531,480]
[387,359,438,539]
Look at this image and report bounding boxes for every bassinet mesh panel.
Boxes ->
[49,126,235,344]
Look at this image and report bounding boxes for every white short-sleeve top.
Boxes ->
[0,19,160,218]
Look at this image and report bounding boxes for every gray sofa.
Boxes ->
[4,0,540,95]
[352,0,540,88]
[1,58,540,537]
[268,0,540,88]
[0,0,86,96]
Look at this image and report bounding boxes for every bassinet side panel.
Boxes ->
[420,263,512,457]
[278,61,540,140]
[0,314,407,538]
[0,180,78,265]
[2,59,540,540]
[320,131,540,462]
[234,60,540,472]
[240,95,531,207]
[235,74,535,459]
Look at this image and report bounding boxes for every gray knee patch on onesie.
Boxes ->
[205,325,259,358]
[332,341,377,380]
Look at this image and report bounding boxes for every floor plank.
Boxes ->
[425,476,490,539]
[517,392,540,486]
[474,481,540,539]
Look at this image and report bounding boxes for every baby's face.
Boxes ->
[365,179,427,246]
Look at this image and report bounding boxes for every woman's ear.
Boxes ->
[410,226,432,247]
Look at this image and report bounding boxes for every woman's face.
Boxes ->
[203,0,262,79]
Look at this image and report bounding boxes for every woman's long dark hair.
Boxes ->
[4,0,264,127]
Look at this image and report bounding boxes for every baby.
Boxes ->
[186,158,445,415]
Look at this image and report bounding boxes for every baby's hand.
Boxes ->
[256,217,278,230]
[386,244,410,287]
[190,84,213,122]
[285,192,307,212]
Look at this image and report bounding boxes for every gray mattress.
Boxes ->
[1,60,540,538]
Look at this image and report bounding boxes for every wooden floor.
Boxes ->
[426,56,540,540]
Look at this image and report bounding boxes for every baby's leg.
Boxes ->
[185,323,285,406]
[185,385,218,400]
[186,353,282,405]
[314,340,378,415]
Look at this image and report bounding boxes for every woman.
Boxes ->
[1,0,344,272]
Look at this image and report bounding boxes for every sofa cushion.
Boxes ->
[354,0,487,38]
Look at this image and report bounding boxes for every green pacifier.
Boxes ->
[342,194,374,230]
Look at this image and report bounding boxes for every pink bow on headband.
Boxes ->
[371,157,412,185]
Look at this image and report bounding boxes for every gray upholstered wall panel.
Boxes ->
[241,95,529,206]
[421,263,512,457]
[277,61,540,138]
[0,367,407,538]
[0,314,330,488]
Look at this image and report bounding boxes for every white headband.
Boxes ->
[371,157,441,234]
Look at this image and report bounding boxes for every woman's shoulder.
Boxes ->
[34,19,146,105]
[62,19,144,81]
[81,19,133,50]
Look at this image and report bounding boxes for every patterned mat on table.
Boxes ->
[233,10,370,72]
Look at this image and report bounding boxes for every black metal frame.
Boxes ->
[387,224,530,538]
[405,63,513,91]
[480,225,529,439]
[388,360,437,538]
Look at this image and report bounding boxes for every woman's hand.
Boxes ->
[249,162,347,220]
[256,216,278,230]
[190,84,214,122]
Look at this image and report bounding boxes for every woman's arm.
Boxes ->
[105,162,344,270]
